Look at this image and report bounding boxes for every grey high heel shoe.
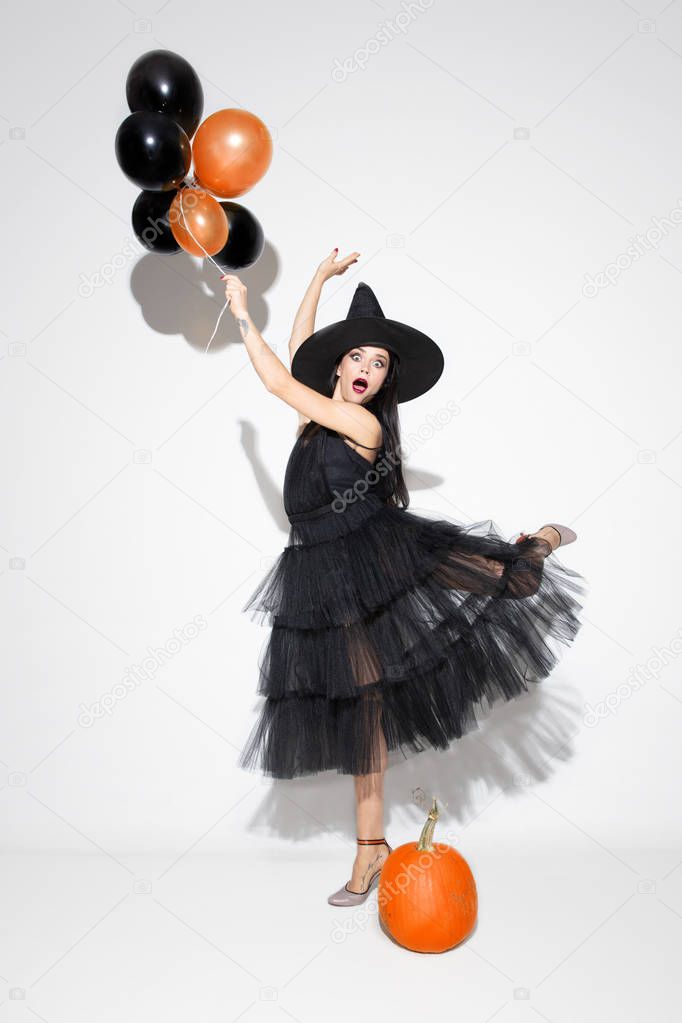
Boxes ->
[512,522,577,550]
[327,837,393,907]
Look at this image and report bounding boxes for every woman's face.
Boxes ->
[336,345,390,403]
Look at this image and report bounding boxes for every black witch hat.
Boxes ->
[291,282,444,404]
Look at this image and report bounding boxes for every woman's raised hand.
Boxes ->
[315,248,360,283]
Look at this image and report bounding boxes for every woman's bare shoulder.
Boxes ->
[337,408,383,450]
[360,409,383,445]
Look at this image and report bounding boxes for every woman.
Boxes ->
[222,249,587,906]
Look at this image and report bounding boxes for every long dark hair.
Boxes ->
[301,347,409,508]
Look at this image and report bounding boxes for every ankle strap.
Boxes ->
[356,837,386,845]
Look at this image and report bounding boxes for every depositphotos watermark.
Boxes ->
[77,614,208,727]
[77,188,204,298]
[330,398,460,512]
[583,626,682,726]
[582,197,682,298]
[77,236,143,298]
[331,0,435,82]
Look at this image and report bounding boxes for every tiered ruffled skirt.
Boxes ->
[238,488,587,779]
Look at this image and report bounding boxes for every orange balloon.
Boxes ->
[192,108,273,199]
[169,187,228,257]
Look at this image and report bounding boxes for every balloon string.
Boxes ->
[178,188,230,355]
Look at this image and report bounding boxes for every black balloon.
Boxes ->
[132,189,181,253]
[126,49,204,138]
[115,111,191,191]
[212,202,265,271]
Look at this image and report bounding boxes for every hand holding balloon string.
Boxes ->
[221,273,247,311]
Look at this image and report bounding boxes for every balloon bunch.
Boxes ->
[115,49,269,283]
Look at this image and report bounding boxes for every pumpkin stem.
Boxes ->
[416,797,440,851]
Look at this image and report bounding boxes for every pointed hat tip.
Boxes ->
[346,280,385,320]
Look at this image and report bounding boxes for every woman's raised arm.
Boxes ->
[288,249,359,363]
[222,271,381,451]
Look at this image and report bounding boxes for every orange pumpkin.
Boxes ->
[378,798,477,953]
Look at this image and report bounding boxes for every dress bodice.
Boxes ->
[282,423,387,521]
[324,430,384,495]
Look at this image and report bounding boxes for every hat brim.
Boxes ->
[290,317,444,404]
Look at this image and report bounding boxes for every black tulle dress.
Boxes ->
[238,421,587,780]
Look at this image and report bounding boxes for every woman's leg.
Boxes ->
[434,524,557,600]
[514,526,559,551]
[348,725,390,892]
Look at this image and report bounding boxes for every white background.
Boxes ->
[2,0,681,1019]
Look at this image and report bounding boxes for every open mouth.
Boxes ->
[352,378,368,394]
